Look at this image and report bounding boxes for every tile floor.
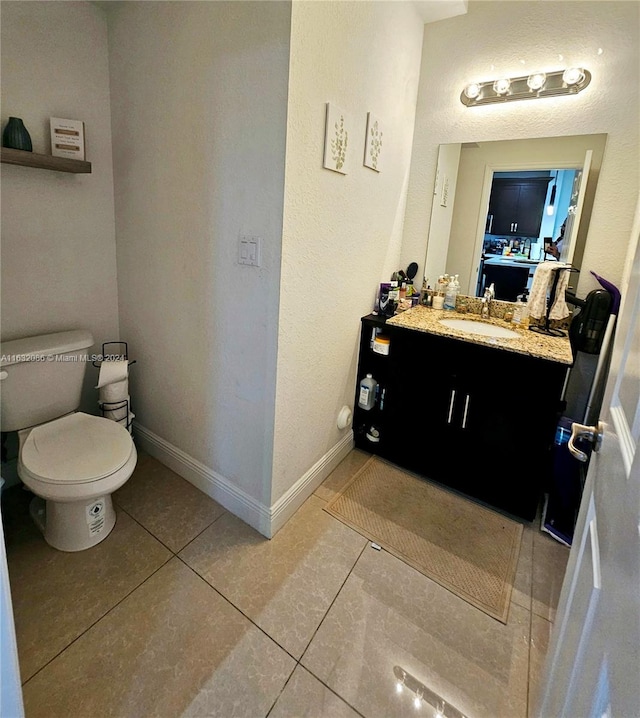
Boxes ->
[2,447,570,718]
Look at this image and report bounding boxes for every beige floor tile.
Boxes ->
[22,558,295,718]
[531,529,570,622]
[269,665,362,718]
[114,454,225,552]
[302,546,531,718]
[314,449,371,503]
[512,522,534,610]
[4,490,171,682]
[180,495,367,658]
[528,613,553,718]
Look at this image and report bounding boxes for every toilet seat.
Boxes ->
[21,412,133,485]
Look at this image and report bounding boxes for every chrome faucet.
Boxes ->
[481,283,495,318]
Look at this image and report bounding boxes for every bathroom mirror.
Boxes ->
[424,134,608,297]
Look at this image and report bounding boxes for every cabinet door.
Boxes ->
[458,345,566,520]
[515,180,550,237]
[488,182,520,235]
[386,330,474,492]
[488,179,550,238]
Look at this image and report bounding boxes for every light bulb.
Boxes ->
[464,83,481,99]
[413,695,421,709]
[527,72,547,91]
[396,682,404,694]
[492,78,511,95]
[563,67,585,86]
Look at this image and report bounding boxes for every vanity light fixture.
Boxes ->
[527,71,547,91]
[492,78,511,95]
[461,67,591,106]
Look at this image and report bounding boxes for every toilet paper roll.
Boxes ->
[96,359,129,389]
[99,378,129,404]
[102,396,130,423]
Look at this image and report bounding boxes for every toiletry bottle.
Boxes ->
[358,374,377,410]
[444,276,457,310]
[512,296,529,327]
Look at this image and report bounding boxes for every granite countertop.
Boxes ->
[386,305,574,365]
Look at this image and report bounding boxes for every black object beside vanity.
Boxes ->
[353,313,570,521]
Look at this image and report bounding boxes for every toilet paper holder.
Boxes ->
[91,341,137,368]
[94,341,136,433]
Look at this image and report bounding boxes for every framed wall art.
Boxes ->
[364,112,383,172]
[323,103,349,174]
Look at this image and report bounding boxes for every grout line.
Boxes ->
[297,540,368,663]
[21,552,174,686]
[177,508,227,554]
[263,662,299,718]
[264,664,367,718]
[114,502,177,554]
[174,555,300,664]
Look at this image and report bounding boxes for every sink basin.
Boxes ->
[438,318,520,339]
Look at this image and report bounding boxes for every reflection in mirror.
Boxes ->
[424,134,607,299]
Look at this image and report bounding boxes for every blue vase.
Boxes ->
[2,117,32,151]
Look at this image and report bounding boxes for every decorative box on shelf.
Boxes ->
[50,117,85,161]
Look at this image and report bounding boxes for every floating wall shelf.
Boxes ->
[1,147,91,174]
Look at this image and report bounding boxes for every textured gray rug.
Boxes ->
[325,456,522,623]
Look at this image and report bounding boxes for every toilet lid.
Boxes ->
[21,412,133,484]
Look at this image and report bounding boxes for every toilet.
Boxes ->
[0,330,137,551]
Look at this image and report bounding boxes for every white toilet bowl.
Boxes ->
[18,412,137,552]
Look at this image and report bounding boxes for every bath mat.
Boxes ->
[324,456,523,623]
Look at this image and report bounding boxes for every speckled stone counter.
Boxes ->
[386,305,574,365]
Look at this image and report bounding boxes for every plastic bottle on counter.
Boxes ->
[358,374,377,410]
[512,295,530,328]
[444,276,458,310]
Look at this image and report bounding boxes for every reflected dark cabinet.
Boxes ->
[487,178,551,237]
[353,316,567,520]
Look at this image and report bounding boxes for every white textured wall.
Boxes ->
[403,0,639,299]
[272,1,425,502]
[108,1,290,505]
[1,1,119,411]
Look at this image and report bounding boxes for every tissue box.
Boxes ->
[50,117,85,160]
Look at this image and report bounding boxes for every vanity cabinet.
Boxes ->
[487,178,550,237]
[353,315,568,520]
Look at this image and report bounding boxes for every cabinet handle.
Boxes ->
[447,389,456,424]
[488,214,493,233]
[462,394,470,429]
[514,222,518,232]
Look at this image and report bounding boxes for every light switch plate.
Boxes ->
[238,235,262,267]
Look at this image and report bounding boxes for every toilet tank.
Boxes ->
[0,330,94,432]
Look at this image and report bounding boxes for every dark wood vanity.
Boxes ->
[353,309,572,521]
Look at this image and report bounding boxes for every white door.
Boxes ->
[537,201,640,717]
[0,510,24,717]
[562,150,593,266]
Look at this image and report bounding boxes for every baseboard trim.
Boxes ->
[134,424,271,536]
[269,431,354,536]
[134,424,354,538]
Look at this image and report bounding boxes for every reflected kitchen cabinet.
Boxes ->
[487,178,551,237]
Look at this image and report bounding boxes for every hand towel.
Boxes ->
[549,268,571,320]
[528,262,555,319]
[529,262,571,320]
